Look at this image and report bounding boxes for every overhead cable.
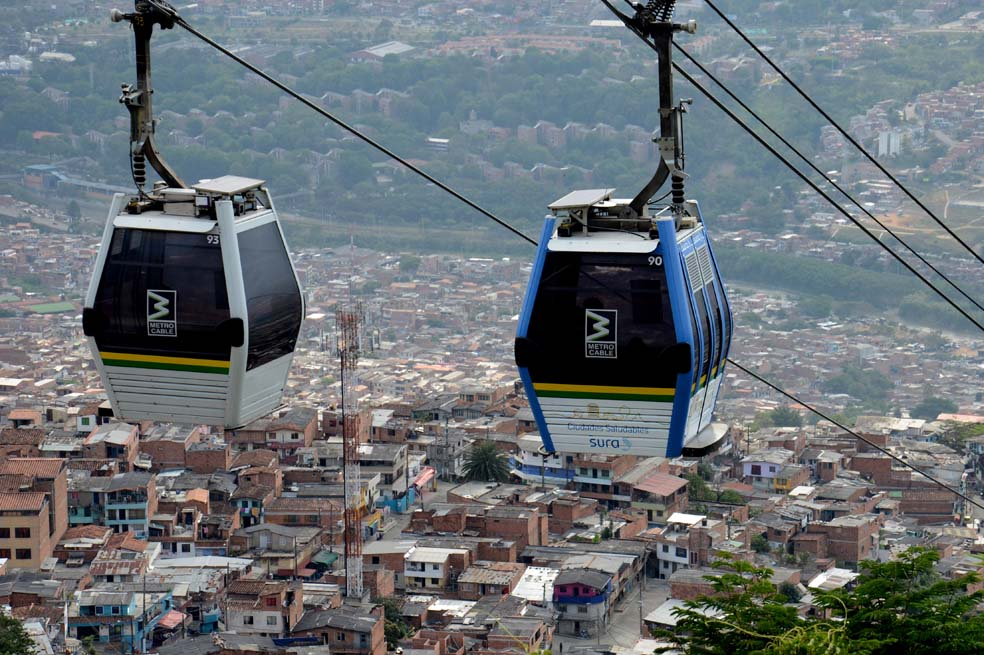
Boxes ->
[673,42,984,316]
[603,1,984,331]
[668,60,984,331]
[704,0,984,267]
[727,357,984,516]
[143,0,537,247]
[131,2,981,512]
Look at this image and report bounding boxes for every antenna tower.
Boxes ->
[336,304,364,598]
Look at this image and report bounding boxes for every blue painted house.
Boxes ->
[69,586,173,651]
[552,568,613,637]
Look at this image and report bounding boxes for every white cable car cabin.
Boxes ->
[82,176,305,428]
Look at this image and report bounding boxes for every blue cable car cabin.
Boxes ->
[515,189,731,458]
[83,176,304,428]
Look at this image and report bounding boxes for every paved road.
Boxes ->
[380,478,450,539]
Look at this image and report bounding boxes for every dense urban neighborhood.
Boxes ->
[0,1,983,654]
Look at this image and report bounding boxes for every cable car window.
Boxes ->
[238,222,302,370]
[694,290,712,389]
[680,254,700,390]
[526,251,677,388]
[706,282,723,374]
[719,280,732,363]
[92,228,231,360]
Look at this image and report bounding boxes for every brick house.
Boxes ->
[0,457,68,549]
[185,439,232,473]
[549,497,599,534]
[291,606,385,655]
[483,616,551,655]
[0,427,45,458]
[571,455,638,508]
[139,425,203,471]
[404,546,471,592]
[265,408,319,461]
[455,561,526,600]
[625,472,688,524]
[84,423,138,471]
[798,513,882,565]
[265,497,342,533]
[225,579,303,638]
[363,540,415,590]
[0,492,52,569]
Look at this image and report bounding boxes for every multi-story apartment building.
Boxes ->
[572,454,637,508]
[0,492,52,569]
[83,423,139,471]
[69,587,173,651]
[0,457,68,549]
[292,606,385,655]
[404,546,471,592]
[105,472,157,537]
[225,579,302,638]
[552,568,613,637]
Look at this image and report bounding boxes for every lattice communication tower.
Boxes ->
[336,304,364,598]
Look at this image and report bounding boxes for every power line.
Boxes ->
[605,3,984,331]
[672,42,984,316]
[703,0,984,268]
[144,0,537,248]
[668,60,984,331]
[726,357,984,516]
[135,2,981,518]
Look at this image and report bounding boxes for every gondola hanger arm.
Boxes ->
[112,0,185,192]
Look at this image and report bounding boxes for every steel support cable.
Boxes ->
[144,0,537,247]
[726,357,984,516]
[703,0,984,267]
[673,42,984,316]
[669,60,984,331]
[136,2,981,512]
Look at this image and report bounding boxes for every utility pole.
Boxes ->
[337,305,364,599]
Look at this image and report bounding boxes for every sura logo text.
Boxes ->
[589,437,632,451]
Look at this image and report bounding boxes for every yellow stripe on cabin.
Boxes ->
[99,351,231,370]
[533,382,675,396]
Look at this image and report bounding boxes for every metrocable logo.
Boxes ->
[147,290,176,337]
[585,308,616,358]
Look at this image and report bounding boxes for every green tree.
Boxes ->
[750,534,770,554]
[65,199,81,222]
[0,613,35,655]
[656,549,984,655]
[718,490,745,504]
[398,254,421,274]
[777,581,801,604]
[374,597,413,649]
[910,396,958,421]
[769,406,803,428]
[462,440,510,482]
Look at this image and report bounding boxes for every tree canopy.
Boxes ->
[463,440,510,482]
[910,396,958,421]
[656,549,984,655]
[0,613,35,655]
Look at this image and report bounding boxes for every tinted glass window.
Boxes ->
[92,228,231,360]
[694,290,712,389]
[238,222,302,370]
[706,283,723,374]
[718,278,732,362]
[525,251,678,388]
[681,254,700,391]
